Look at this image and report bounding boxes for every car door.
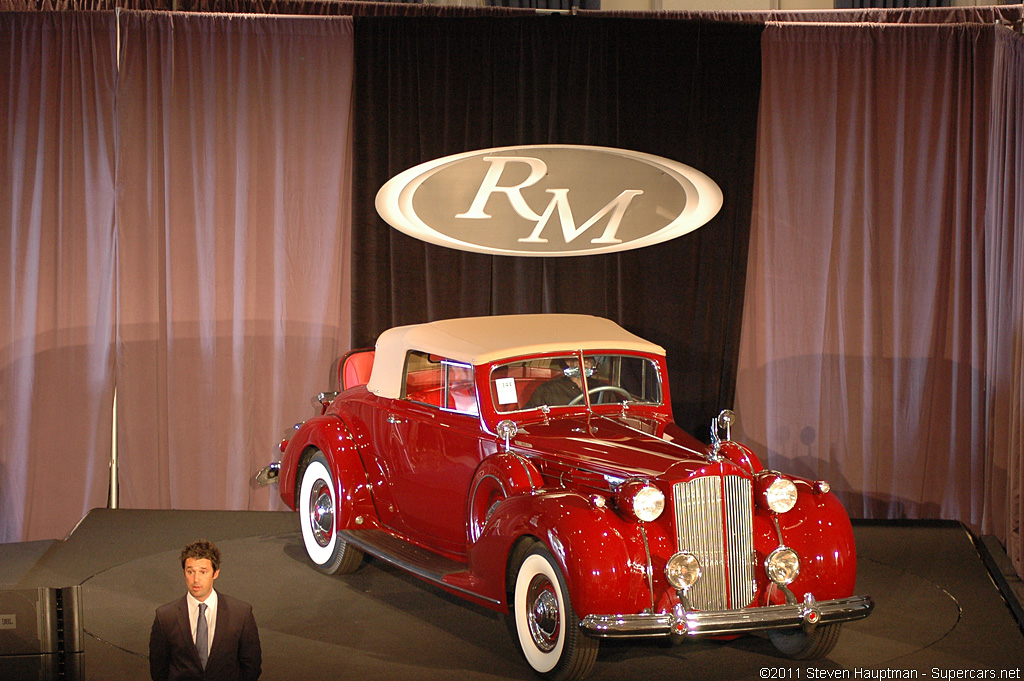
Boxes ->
[378,353,485,555]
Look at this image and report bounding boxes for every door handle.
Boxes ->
[387,413,402,424]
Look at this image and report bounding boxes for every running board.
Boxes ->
[340,529,500,606]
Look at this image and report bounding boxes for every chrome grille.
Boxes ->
[673,475,755,611]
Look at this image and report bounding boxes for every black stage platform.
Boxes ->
[2,510,1023,680]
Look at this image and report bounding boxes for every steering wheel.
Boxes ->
[568,385,634,406]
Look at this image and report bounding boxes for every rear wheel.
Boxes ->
[506,541,598,681]
[768,623,842,660]
[298,452,363,574]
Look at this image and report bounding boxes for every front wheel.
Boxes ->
[506,542,598,681]
[298,451,363,574]
[768,623,842,660]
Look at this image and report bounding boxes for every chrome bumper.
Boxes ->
[254,462,281,486]
[580,593,874,639]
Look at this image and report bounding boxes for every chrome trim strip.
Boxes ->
[512,453,538,490]
[467,473,508,543]
[772,514,785,545]
[580,595,875,639]
[639,524,655,613]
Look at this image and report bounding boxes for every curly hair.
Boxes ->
[180,540,221,572]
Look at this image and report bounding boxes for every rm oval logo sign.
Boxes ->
[375,145,723,257]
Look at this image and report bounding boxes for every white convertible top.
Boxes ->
[366,314,664,399]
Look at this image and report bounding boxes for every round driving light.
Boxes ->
[766,546,801,585]
[765,477,798,513]
[632,485,665,522]
[665,552,702,590]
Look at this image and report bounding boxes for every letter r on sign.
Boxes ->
[456,156,549,220]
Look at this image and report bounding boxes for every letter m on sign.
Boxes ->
[456,155,644,246]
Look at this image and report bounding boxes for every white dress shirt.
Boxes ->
[186,589,218,659]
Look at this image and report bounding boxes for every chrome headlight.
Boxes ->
[632,485,665,522]
[665,552,702,590]
[765,546,801,585]
[616,480,665,522]
[764,477,798,513]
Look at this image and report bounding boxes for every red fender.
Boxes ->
[279,416,377,530]
[467,453,544,543]
[754,483,857,604]
[719,441,764,474]
[469,491,656,617]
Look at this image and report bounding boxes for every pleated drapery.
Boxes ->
[1,7,1022,581]
[736,21,1024,576]
[114,11,355,512]
[1,12,117,542]
[1,11,355,540]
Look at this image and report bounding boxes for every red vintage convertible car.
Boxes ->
[258,314,872,680]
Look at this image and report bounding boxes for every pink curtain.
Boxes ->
[114,11,354,513]
[0,12,117,542]
[984,27,1024,577]
[736,22,1024,576]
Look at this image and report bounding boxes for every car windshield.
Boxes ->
[490,353,662,413]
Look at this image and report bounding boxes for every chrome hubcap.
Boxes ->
[526,574,560,652]
[309,480,334,548]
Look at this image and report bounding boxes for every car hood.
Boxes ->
[510,414,739,482]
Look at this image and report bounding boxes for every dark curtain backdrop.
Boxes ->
[350,16,764,436]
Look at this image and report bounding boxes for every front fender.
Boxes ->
[759,486,857,603]
[470,491,654,617]
[467,453,544,543]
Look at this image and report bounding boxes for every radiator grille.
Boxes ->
[673,475,755,611]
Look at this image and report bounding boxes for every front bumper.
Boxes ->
[580,593,874,638]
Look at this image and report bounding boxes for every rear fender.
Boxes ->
[280,416,376,529]
[470,491,652,617]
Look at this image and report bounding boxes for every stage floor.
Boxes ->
[2,510,1023,680]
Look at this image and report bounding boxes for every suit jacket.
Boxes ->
[150,592,262,681]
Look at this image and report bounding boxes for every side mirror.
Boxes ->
[709,409,737,460]
[496,419,519,452]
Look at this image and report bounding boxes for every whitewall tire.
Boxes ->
[298,452,363,574]
[507,542,598,681]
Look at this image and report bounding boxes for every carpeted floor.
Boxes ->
[2,510,1023,680]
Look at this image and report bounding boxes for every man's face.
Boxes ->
[184,557,219,602]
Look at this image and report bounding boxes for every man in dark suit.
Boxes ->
[150,540,262,681]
